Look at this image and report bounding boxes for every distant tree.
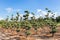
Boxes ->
[31,12,35,22]
[19,14,22,22]
[56,16,60,22]
[11,14,14,21]
[6,16,9,21]
[16,12,20,22]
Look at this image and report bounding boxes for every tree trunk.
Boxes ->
[52,33,54,37]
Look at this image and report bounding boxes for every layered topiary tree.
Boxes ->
[4,16,9,29]
[23,10,31,37]
[15,12,21,32]
[31,12,40,34]
[23,10,31,29]
[45,8,57,37]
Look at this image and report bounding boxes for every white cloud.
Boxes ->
[37,9,47,15]
[5,7,21,13]
[20,14,24,17]
[29,13,40,19]
[37,9,41,13]
[35,15,40,19]
[53,12,60,18]
[5,8,13,13]
[16,9,21,12]
[29,14,33,17]
[36,9,59,18]
[37,9,47,18]
[0,17,3,20]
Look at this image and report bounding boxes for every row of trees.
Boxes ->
[0,8,59,37]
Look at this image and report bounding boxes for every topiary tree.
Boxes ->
[31,12,35,22]
[4,16,10,29]
[23,10,31,29]
[56,16,60,22]
[45,8,57,37]
[31,12,40,34]
[15,12,21,32]
[11,14,14,21]
[23,10,32,37]
[16,12,20,22]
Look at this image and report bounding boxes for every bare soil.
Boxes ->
[0,26,60,40]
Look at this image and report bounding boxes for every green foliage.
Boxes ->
[25,30,31,36]
[56,16,60,22]
[45,18,57,37]
[16,29,20,32]
[45,8,57,37]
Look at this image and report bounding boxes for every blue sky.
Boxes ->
[0,0,60,20]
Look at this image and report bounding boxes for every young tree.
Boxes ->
[23,10,31,37]
[45,8,57,37]
[16,12,20,22]
[56,16,60,22]
[11,14,14,21]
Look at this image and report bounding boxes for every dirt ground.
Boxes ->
[0,26,60,40]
